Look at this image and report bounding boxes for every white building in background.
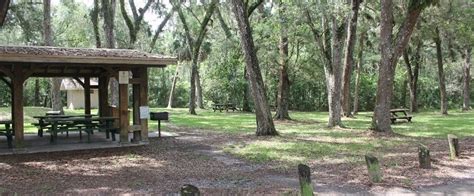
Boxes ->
[60,78,99,110]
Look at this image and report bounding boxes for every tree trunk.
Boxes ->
[189,62,197,114]
[167,63,180,109]
[195,68,204,109]
[43,0,53,46]
[353,31,366,115]
[51,78,62,112]
[341,0,362,117]
[327,17,345,127]
[43,0,62,113]
[242,67,252,112]
[102,0,117,106]
[102,0,116,49]
[175,0,217,115]
[462,47,472,111]
[274,1,290,120]
[91,0,101,48]
[232,0,278,136]
[434,28,448,115]
[34,79,40,106]
[403,40,422,113]
[401,78,407,107]
[373,0,396,132]
[372,0,427,132]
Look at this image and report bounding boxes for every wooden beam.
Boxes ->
[11,65,25,147]
[0,65,12,78]
[30,73,101,78]
[0,54,174,67]
[0,77,11,89]
[73,77,85,87]
[119,81,129,143]
[84,77,91,115]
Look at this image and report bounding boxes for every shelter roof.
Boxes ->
[0,45,176,67]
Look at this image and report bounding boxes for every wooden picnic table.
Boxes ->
[0,120,13,148]
[390,108,413,123]
[212,103,238,112]
[43,116,117,144]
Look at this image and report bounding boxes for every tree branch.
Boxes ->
[119,0,135,43]
[149,9,175,52]
[129,0,138,20]
[247,0,264,17]
[215,5,232,39]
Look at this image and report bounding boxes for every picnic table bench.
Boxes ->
[0,120,13,148]
[212,103,238,112]
[390,108,413,123]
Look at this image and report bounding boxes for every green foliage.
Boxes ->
[0,0,472,114]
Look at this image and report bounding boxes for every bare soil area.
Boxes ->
[0,125,473,195]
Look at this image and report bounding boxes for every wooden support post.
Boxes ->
[298,164,315,196]
[98,76,109,117]
[119,82,129,143]
[447,134,460,159]
[132,70,141,142]
[139,68,149,142]
[418,144,431,169]
[11,65,25,147]
[84,77,91,115]
[180,184,200,196]
[365,154,382,183]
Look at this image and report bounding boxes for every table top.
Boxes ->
[390,109,409,112]
[34,114,97,119]
[0,120,12,124]
[213,103,235,106]
[44,116,118,123]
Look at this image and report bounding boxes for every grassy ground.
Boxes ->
[151,108,474,165]
[1,107,473,164]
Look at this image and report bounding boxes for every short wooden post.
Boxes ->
[365,154,382,183]
[418,144,431,169]
[180,184,200,196]
[447,134,460,159]
[298,164,314,196]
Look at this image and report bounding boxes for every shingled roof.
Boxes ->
[0,45,176,66]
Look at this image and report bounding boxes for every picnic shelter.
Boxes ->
[0,45,176,148]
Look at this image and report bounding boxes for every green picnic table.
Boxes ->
[212,103,238,112]
[33,114,97,137]
[43,116,117,144]
[390,108,413,123]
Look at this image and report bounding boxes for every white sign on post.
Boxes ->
[139,106,150,119]
[118,71,129,84]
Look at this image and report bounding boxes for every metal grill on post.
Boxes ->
[150,112,168,138]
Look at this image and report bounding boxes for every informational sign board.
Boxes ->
[139,106,150,119]
[118,71,129,84]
